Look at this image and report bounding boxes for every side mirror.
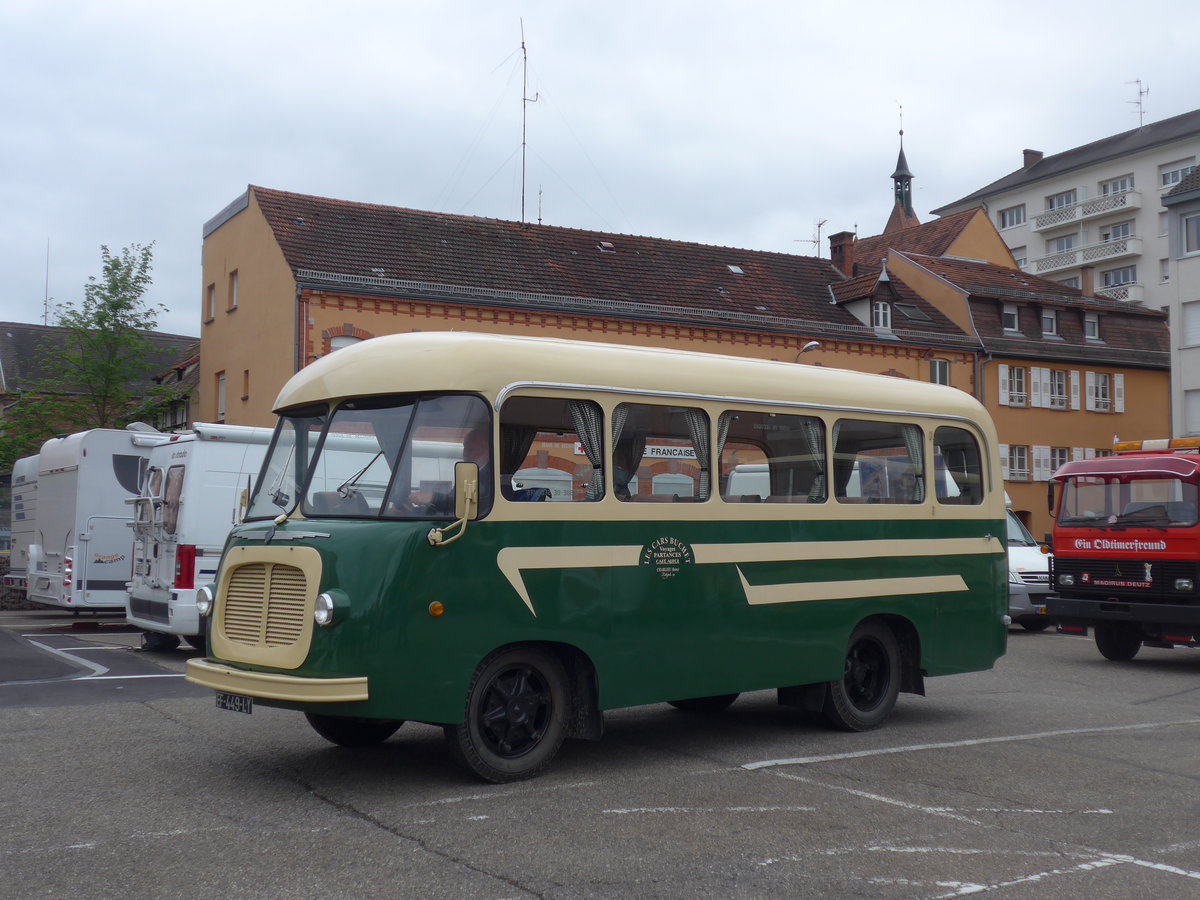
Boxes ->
[454,461,479,520]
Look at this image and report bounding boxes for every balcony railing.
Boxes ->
[1031,190,1142,231]
[1094,282,1144,303]
[1028,236,1143,275]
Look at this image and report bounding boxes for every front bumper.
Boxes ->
[1048,596,1200,627]
[186,658,369,703]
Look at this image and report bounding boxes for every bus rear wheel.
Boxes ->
[823,620,900,732]
[1094,623,1142,661]
[305,714,404,747]
[445,646,569,783]
[668,694,740,713]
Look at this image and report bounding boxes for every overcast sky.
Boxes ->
[3,0,1197,337]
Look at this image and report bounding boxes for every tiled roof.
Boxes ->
[932,107,1200,213]
[250,186,858,335]
[0,322,197,394]
[851,208,980,274]
[1164,168,1200,203]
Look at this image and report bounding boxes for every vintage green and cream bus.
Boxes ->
[186,332,1007,782]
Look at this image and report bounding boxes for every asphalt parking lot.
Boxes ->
[2,609,1199,899]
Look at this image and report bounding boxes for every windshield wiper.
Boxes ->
[337,451,384,498]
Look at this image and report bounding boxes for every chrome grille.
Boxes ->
[222,562,309,648]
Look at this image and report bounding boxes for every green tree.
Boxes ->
[0,243,166,471]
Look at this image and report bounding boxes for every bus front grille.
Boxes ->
[223,562,309,648]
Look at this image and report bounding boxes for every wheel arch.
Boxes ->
[479,639,603,741]
[874,613,925,697]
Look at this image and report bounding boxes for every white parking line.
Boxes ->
[742,719,1200,770]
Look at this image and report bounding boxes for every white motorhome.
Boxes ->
[127,423,273,650]
[4,454,40,592]
[26,426,170,610]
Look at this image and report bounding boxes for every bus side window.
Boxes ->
[933,426,984,505]
[718,411,826,503]
[833,420,924,504]
[613,403,709,502]
[498,397,603,502]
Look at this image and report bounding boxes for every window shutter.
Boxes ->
[1072,447,1085,461]
[1070,370,1081,410]
[999,443,1010,480]
[1085,371,1097,411]
[1114,373,1125,413]
[998,364,1010,406]
[1033,445,1051,481]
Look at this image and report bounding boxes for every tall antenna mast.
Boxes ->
[43,237,51,325]
[1127,79,1149,125]
[520,20,539,224]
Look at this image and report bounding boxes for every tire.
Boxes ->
[1020,620,1052,633]
[823,619,901,732]
[140,631,181,652]
[668,693,740,713]
[305,713,404,747]
[444,646,569,783]
[1094,623,1142,661]
[183,633,207,652]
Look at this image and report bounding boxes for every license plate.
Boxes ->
[215,691,253,715]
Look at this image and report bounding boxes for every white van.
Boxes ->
[126,423,272,650]
[1006,494,1053,631]
[4,454,39,592]
[27,426,171,610]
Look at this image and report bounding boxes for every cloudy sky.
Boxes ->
[3,0,1197,337]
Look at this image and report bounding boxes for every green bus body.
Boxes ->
[187,332,1007,780]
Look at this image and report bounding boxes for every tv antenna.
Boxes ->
[1127,79,1149,125]
[520,20,539,224]
[796,218,828,257]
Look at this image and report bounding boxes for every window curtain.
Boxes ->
[901,424,925,502]
[499,425,537,493]
[684,409,711,500]
[611,404,646,499]
[568,400,604,500]
[801,418,826,502]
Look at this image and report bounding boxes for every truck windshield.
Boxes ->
[1057,475,1199,528]
[246,394,491,521]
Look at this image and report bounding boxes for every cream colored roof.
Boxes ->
[275,331,991,425]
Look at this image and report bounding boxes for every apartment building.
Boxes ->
[1163,170,1200,435]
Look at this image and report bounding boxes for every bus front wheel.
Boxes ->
[445,646,569,783]
[823,620,900,732]
[1094,623,1142,661]
[305,713,404,747]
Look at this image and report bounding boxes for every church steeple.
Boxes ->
[884,126,920,234]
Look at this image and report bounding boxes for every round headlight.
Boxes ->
[315,592,335,626]
[196,584,215,617]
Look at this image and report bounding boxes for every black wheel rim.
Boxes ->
[843,637,889,710]
[477,663,553,759]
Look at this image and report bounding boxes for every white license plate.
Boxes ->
[215,691,253,715]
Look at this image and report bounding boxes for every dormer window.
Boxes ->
[597,241,615,253]
[872,300,892,330]
[1041,308,1058,336]
[1002,303,1020,332]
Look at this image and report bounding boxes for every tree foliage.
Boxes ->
[0,243,167,471]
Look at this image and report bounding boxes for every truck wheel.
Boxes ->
[140,631,181,652]
[823,619,901,732]
[1094,623,1142,661]
[305,714,403,747]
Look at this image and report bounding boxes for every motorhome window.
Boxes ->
[718,411,826,503]
[1058,475,1199,527]
[300,394,492,520]
[612,403,709,502]
[933,426,984,505]
[833,420,924,504]
[113,454,144,494]
[163,465,185,535]
[498,396,602,502]
[246,408,326,520]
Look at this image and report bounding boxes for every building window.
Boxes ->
[1002,303,1020,331]
[241,369,250,401]
[1161,259,1171,283]
[1101,221,1132,242]
[1186,389,1200,436]
[1048,370,1068,408]
[1084,312,1100,341]
[1102,265,1136,287]
[1049,234,1076,253]
[205,283,216,321]
[929,358,949,385]
[1160,211,1170,236]
[1050,446,1070,473]
[216,371,226,422]
[1009,366,1028,406]
[1185,213,1200,254]
[1160,160,1195,188]
[1042,309,1058,336]
[998,205,1025,229]
[1011,246,1027,267]
[227,270,239,310]
[1094,373,1112,412]
[1058,276,1080,289]
[330,335,363,353]
[1009,445,1030,481]
[1182,301,1200,347]
[1046,189,1077,210]
[1101,175,1133,195]
[871,300,892,330]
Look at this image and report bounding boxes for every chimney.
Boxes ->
[829,231,856,276]
[1023,149,1044,168]
[1080,265,1095,296]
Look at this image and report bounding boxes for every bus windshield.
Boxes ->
[246,393,491,521]
[1057,474,1199,528]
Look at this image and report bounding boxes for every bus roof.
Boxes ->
[275,331,992,425]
